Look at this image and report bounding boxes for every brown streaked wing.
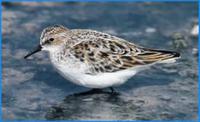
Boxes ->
[70,36,179,74]
[69,39,146,74]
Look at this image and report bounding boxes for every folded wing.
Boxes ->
[69,35,180,75]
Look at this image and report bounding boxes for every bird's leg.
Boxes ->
[90,88,103,93]
[110,87,115,93]
[73,88,103,96]
[73,88,119,96]
[109,87,120,95]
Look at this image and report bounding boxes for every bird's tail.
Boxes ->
[136,48,180,64]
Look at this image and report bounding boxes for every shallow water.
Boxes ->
[2,2,198,120]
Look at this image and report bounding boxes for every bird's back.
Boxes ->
[67,29,180,75]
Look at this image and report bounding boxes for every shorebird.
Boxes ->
[24,25,180,93]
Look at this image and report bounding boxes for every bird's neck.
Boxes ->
[48,45,64,59]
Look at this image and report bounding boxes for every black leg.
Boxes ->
[73,88,103,96]
[109,87,120,95]
[72,88,119,96]
[110,87,115,93]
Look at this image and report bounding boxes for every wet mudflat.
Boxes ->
[2,2,198,120]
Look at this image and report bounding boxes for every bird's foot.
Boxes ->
[109,87,119,95]
[73,88,104,96]
[72,87,119,96]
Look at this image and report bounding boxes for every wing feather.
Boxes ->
[69,30,179,74]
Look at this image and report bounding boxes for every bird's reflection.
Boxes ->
[45,90,140,120]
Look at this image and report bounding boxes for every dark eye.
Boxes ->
[49,38,54,41]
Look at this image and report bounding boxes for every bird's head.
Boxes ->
[24,25,70,59]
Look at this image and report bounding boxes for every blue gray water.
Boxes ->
[2,2,198,120]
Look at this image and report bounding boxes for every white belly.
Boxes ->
[49,54,145,88]
[80,70,137,88]
[51,60,139,88]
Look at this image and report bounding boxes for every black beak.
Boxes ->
[24,45,42,59]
